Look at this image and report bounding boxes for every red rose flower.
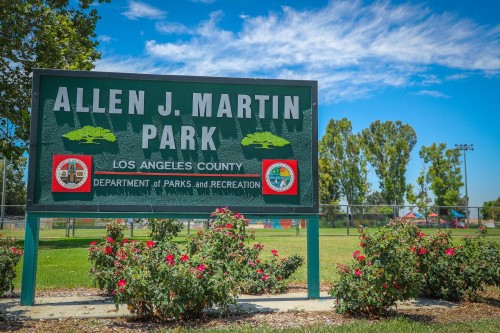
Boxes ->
[226,223,233,229]
[89,241,97,246]
[106,237,114,243]
[271,249,278,257]
[105,246,113,255]
[352,250,361,258]
[262,274,270,281]
[418,248,428,255]
[180,254,189,262]
[118,279,127,287]
[354,268,362,276]
[146,240,155,249]
[356,255,365,261]
[445,248,455,256]
[196,264,206,272]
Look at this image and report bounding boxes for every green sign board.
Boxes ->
[27,69,318,214]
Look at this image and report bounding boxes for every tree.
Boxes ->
[481,197,500,221]
[419,143,463,207]
[63,126,116,144]
[318,143,342,221]
[360,121,417,210]
[0,156,27,217]
[364,191,392,215]
[241,132,290,149]
[406,166,433,217]
[365,191,386,206]
[319,118,369,211]
[0,0,110,161]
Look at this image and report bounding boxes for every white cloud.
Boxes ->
[156,22,191,35]
[98,35,113,43]
[191,0,216,4]
[123,1,166,20]
[416,90,451,98]
[98,0,500,103]
[446,73,469,80]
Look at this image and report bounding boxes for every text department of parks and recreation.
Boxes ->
[94,161,260,189]
[52,86,302,151]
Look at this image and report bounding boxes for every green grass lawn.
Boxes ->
[6,225,500,290]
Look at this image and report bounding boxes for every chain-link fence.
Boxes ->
[1,204,499,237]
[320,204,500,234]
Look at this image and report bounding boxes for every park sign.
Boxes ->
[26,69,318,214]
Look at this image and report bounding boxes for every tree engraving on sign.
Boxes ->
[62,126,117,144]
[241,132,290,149]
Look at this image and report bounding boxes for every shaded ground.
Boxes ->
[1,286,499,332]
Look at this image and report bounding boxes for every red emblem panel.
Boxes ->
[52,155,92,192]
[262,160,298,195]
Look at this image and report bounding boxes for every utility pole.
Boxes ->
[455,144,474,226]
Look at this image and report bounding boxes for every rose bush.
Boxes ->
[329,221,423,315]
[88,219,127,294]
[88,209,303,319]
[419,226,500,301]
[0,235,23,296]
[112,210,246,319]
[330,221,500,315]
[187,208,304,295]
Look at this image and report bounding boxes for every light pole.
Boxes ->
[455,144,474,226]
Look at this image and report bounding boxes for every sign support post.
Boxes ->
[20,213,40,306]
[307,215,320,299]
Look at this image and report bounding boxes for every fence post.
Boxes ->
[21,213,40,305]
[307,215,320,299]
[72,218,75,237]
[478,207,481,228]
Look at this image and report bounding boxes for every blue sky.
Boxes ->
[91,0,500,208]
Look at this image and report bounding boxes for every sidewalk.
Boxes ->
[0,292,457,320]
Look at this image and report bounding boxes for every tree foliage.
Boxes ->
[319,118,368,208]
[481,197,500,220]
[419,143,463,206]
[360,120,417,207]
[0,157,27,216]
[318,143,342,217]
[63,126,116,144]
[0,0,110,160]
[406,166,433,216]
[241,132,290,149]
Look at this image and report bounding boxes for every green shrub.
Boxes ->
[89,209,304,320]
[419,227,500,301]
[112,209,245,319]
[187,209,304,295]
[88,219,127,294]
[329,221,424,315]
[330,222,500,316]
[0,235,23,296]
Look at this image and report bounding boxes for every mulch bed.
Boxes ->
[1,285,499,332]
